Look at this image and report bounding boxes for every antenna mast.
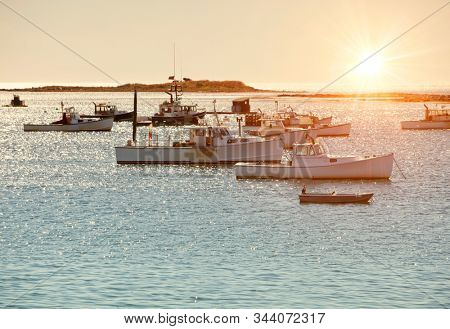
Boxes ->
[173,43,176,80]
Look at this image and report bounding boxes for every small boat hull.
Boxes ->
[116,138,284,164]
[316,116,332,125]
[235,153,394,179]
[113,111,134,122]
[24,117,114,132]
[80,111,134,122]
[309,123,351,136]
[401,120,450,129]
[299,193,373,204]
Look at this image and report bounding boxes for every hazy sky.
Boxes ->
[0,0,449,91]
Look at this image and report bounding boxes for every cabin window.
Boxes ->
[296,146,310,156]
[195,129,205,136]
[313,144,323,155]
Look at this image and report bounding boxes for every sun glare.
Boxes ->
[357,55,383,77]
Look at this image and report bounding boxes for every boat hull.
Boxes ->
[116,139,284,164]
[309,123,351,136]
[81,111,133,122]
[317,116,332,125]
[401,120,450,129]
[299,193,373,204]
[23,117,114,132]
[235,153,394,179]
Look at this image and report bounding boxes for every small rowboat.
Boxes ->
[299,192,373,204]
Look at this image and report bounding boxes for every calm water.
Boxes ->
[0,92,448,308]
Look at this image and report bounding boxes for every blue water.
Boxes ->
[0,92,449,308]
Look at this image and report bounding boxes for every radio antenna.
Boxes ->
[173,43,176,80]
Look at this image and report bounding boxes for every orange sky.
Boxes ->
[0,0,449,91]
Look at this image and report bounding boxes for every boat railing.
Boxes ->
[147,139,172,147]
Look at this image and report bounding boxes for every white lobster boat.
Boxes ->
[274,110,332,127]
[235,137,394,179]
[116,126,284,164]
[273,110,349,136]
[246,119,307,149]
[401,105,450,129]
[24,105,113,132]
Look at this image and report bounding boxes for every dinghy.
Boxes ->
[299,192,373,204]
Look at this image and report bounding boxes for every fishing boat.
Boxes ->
[299,192,374,203]
[115,91,284,164]
[401,104,450,129]
[234,136,394,179]
[116,126,284,164]
[246,118,307,149]
[24,103,113,132]
[3,95,27,107]
[274,109,332,128]
[273,108,350,136]
[80,102,133,121]
[151,79,206,126]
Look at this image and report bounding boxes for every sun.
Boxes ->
[356,54,384,77]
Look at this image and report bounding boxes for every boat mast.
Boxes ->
[132,90,137,142]
[173,43,176,82]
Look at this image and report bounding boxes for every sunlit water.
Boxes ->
[0,92,448,308]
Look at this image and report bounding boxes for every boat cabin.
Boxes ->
[158,101,199,117]
[274,111,316,127]
[260,119,285,129]
[425,108,450,121]
[94,102,117,114]
[294,142,326,156]
[256,118,286,136]
[52,107,81,125]
[291,140,331,166]
[189,127,232,147]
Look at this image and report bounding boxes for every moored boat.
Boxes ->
[3,94,27,107]
[309,122,351,137]
[115,91,284,164]
[24,103,113,132]
[274,110,332,128]
[151,78,206,126]
[235,136,394,179]
[299,192,374,203]
[401,105,450,129]
[80,102,133,122]
[246,118,307,149]
[116,126,284,164]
